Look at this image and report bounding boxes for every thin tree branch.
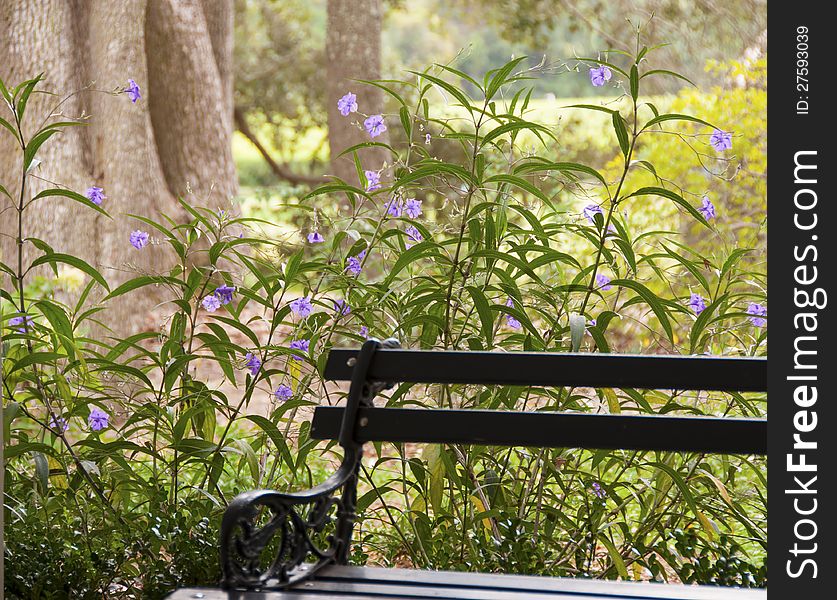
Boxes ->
[233,106,327,186]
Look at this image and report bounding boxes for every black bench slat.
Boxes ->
[311,407,767,455]
[319,566,765,599]
[295,579,630,599]
[324,350,767,392]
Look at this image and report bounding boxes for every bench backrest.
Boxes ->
[220,341,767,590]
[313,347,767,455]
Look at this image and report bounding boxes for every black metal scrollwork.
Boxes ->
[219,338,400,590]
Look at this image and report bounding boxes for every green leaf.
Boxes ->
[424,444,445,514]
[31,188,111,218]
[629,65,639,101]
[35,299,75,357]
[9,352,66,374]
[232,439,260,484]
[0,116,19,140]
[393,160,478,189]
[434,64,483,92]
[485,56,527,100]
[626,187,710,228]
[514,159,608,188]
[642,113,715,132]
[640,69,696,87]
[409,70,472,110]
[649,460,699,517]
[565,103,616,116]
[485,174,549,203]
[610,278,673,342]
[588,323,610,353]
[33,451,50,493]
[721,248,752,277]
[689,294,726,353]
[30,253,109,290]
[0,76,11,102]
[574,57,629,78]
[336,141,398,159]
[466,286,494,347]
[469,249,541,282]
[569,313,585,352]
[611,112,630,157]
[481,120,555,147]
[399,106,412,139]
[383,241,442,286]
[104,275,179,301]
[600,536,629,579]
[15,74,43,119]
[660,243,710,294]
[23,129,58,171]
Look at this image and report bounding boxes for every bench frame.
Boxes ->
[219,338,767,591]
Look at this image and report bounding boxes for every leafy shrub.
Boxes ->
[2,35,766,598]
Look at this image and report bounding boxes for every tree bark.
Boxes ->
[326,0,388,184]
[0,0,237,335]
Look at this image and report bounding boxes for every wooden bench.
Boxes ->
[169,339,767,600]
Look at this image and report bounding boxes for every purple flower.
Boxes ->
[405,225,423,248]
[591,481,606,499]
[583,204,604,224]
[589,66,612,87]
[589,319,597,326]
[698,196,716,220]
[89,407,109,431]
[425,133,431,144]
[359,325,369,338]
[346,250,366,276]
[505,298,522,329]
[337,92,358,116]
[130,230,149,250]
[308,231,325,243]
[126,79,141,103]
[595,273,612,291]
[274,384,293,402]
[365,170,381,192]
[404,198,422,219]
[214,285,236,305]
[688,293,707,315]
[289,339,310,361]
[202,295,221,312]
[334,299,351,316]
[8,315,34,333]
[364,114,387,138]
[244,352,261,376]
[290,296,314,318]
[85,186,106,206]
[746,302,767,327]
[49,415,69,432]
[583,204,616,232]
[710,129,732,152]
[386,197,403,217]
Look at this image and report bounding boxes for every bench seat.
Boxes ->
[169,565,766,599]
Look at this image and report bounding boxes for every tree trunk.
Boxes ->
[0,0,237,335]
[326,0,388,184]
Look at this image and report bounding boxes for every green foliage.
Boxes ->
[2,36,765,598]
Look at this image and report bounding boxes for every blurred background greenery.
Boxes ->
[233,0,766,194]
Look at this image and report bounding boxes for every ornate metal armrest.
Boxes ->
[219,338,399,590]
